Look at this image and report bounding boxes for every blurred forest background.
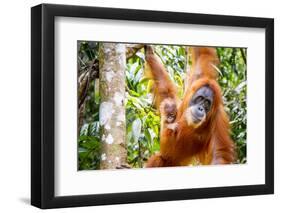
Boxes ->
[77,41,247,170]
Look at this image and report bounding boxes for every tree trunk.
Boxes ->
[99,43,127,169]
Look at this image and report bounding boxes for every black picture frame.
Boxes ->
[31,3,274,209]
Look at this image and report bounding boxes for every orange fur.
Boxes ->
[144,46,179,109]
[146,47,236,167]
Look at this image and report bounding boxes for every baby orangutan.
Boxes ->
[159,98,178,132]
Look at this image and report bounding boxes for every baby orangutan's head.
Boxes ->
[160,98,177,123]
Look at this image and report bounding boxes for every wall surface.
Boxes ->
[0,0,279,212]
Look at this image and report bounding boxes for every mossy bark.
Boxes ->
[99,43,127,169]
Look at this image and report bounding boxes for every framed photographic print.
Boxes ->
[31,3,274,209]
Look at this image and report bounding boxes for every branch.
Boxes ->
[77,59,99,133]
[126,44,144,59]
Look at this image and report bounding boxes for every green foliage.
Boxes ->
[78,41,99,65]
[217,48,247,163]
[78,123,101,170]
[125,49,161,167]
[78,41,100,170]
